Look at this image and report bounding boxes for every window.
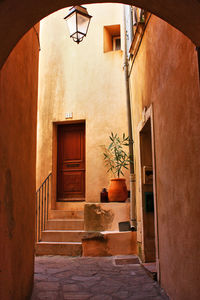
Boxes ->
[113,36,121,51]
[103,25,121,52]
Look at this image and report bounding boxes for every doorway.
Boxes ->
[57,122,85,202]
[138,109,157,264]
[140,118,155,261]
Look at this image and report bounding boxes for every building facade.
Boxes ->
[36,4,130,208]
[126,7,200,300]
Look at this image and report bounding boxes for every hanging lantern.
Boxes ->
[64,5,92,44]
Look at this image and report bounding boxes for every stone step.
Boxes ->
[35,241,82,256]
[56,202,85,211]
[46,219,84,230]
[82,231,137,256]
[41,230,85,242]
[48,210,84,220]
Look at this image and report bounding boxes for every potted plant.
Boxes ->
[102,132,131,202]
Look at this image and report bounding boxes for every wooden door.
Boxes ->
[57,123,85,201]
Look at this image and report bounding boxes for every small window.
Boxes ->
[113,36,121,51]
[103,25,121,52]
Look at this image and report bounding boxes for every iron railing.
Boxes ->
[36,173,52,242]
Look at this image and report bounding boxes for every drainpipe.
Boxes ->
[123,5,136,229]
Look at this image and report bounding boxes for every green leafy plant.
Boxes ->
[102,132,131,178]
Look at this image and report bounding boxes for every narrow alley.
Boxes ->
[1,1,200,299]
[31,255,168,300]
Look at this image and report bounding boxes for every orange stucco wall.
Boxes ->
[130,15,200,300]
[0,27,39,300]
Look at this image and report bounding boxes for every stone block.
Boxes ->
[82,231,137,256]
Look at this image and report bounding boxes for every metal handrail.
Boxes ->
[36,173,52,242]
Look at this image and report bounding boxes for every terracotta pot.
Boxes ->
[108,178,128,202]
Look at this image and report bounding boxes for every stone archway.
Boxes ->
[0,0,200,68]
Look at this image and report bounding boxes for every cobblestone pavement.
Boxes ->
[31,255,169,300]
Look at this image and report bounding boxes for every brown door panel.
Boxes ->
[57,123,85,201]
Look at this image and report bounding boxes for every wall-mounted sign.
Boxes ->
[65,112,73,119]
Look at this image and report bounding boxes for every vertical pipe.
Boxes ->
[123,5,136,228]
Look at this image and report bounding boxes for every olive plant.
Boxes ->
[102,132,131,178]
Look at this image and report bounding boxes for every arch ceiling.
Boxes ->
[0,0,200,69]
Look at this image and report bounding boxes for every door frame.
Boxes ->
[51,120,86,210]
[137,104,160,281]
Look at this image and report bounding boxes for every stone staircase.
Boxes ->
[35,210,85,256]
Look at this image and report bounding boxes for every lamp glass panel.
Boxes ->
[77,13,89,34]
[66,12,77,36]
[78,32,84,39]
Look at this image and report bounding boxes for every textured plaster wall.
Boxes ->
[36,4,129,203]
[0,28,39,300]
[130,15,200,300]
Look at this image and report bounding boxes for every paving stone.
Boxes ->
[92,295,112,300]
[112,290,129,299]
[54,271,71,278]
[35,281,60,290]
[34,274,49,281]
[130,271,136,275]
[75,271,98,276]
[81,280,98,288]
[71,275,102,281]
[31,255,169,300]
[35,266,46,273]
[90,284,120,294]
[128,297,165,300]
[48,268,70,274]
[63,293,92,300]
[35,291,61,300]
[62,284,81,292]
